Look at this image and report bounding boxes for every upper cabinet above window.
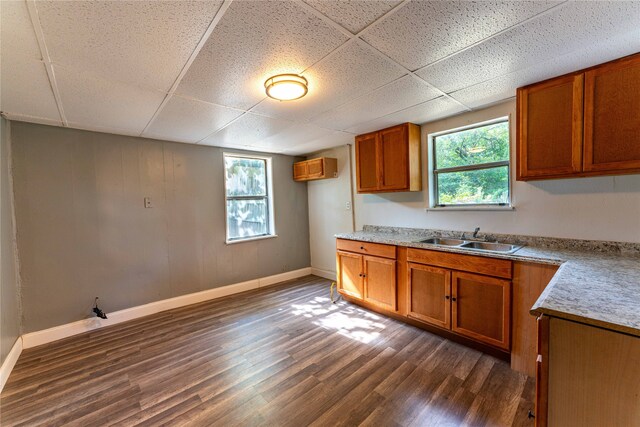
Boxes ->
[355,123,421,193]
[516,52,640,181]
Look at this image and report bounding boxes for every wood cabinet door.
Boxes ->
[293,161,308,181]
[363,256,397,311]
[356,132,380,192]
[306,158,325,178]
[583,55,640,172]
[517,74,583,179]
[379,125,408,190]
[336,251,364,300]
[407,263,451,329]
[451,271,511,350]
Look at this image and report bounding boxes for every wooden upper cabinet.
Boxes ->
[583,55,640,172]
[407,263,451,329]
[355,123,421,193]
[293,157,337,182]
[451,271,511,351]
[517,74,584,180]
[517,52,640,181]
[356,132,379,191]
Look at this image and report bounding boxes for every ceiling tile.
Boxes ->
[144,95,244,143]
[1,54,61,123]
[35,0,224,92]
[283,130,355,156]
[252,40,405,122]
[0,0,41,60]
[255,123,338,151]
[417,1,640,94]
[200,113,294,149]
[346,96,466,134]
[176,0,348,110]
[54,65,166,133]
[450,30,640,109]
[303,0,402,34]
[312,75,441,130]
[362,1,561,71]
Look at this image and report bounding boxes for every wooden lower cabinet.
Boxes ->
[337,250,364,300]
[336,242,397,309]
[337,239,514,352]
[407,263,451,329]
[452,271,511,351]
[363,256,397,311]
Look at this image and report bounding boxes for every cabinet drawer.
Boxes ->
[336,239,396,259]
[407,248,512,279]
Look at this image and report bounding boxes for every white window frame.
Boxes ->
[223,153,276,244]
[427,116,513,211]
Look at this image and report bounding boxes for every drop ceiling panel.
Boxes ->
[450,30,640,109]
[176,0,348,110]
[362,1,560,71]
[1,55,61,124]
[0,0,42,60]
[417,1,640,94]
[312,75,441,131]
[35,0,224,92]
[303,0,402,34]
[54,65,165,133]
[144,95,244,144]
[282,130,354,156]
[346,96,465,135]
[252,40,405,122]
[200,113,294,149]
[255,123,338,151]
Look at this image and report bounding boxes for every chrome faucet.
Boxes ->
[462,227,481,240]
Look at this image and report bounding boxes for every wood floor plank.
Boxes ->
[0,275,535,426]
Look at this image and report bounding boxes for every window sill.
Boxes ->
[225,234,278,245]
[425,206,515,212]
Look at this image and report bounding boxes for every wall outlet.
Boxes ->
[144,197,153,208]
[345,201,351,210]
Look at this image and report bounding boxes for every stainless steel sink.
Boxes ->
[418,238,466,246]
[416,237,523,253]
[460,241,523,253]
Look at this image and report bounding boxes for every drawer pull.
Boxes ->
[360,246,365,250]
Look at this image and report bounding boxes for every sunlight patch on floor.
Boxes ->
[290,297,386,344]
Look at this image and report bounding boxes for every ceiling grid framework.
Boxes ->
[2,0,640,155]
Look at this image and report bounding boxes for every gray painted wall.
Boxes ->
[11,122,310,333]
[1,117,21,364]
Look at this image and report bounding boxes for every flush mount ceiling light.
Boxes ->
[264,74,308,101]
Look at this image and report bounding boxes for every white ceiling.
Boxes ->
[1,0,639,156]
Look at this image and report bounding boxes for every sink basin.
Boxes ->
[418,238,466,246]
[460,241,523,253]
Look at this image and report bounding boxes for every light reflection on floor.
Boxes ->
[290,296,386,344]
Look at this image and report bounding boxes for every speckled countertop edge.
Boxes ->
[335,226,640,337]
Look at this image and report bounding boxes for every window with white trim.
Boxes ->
[224,154,275,243]
[431,118,510,207]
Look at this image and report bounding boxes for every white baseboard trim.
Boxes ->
[0,337,23,393]
[311,267,336,281]
[22,267,312,350]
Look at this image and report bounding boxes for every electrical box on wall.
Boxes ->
[144,197,153,208]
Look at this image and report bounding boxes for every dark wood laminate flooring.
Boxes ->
[0,275,535,426]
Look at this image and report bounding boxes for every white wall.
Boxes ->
[308,100,640,274]
[307,145,354,278]
[354,100,640,243]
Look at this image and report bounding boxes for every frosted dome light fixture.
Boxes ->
[264,74,308,101]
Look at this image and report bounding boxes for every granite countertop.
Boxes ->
[335,225,640,337]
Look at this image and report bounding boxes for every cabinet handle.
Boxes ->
[359,273,363,277]
[445,295,450,300]
[360,246,365,250]
[362,274,366,278]
[451,297,457,302]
